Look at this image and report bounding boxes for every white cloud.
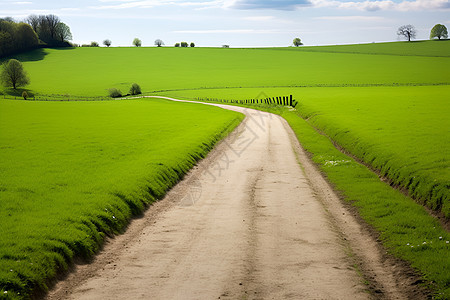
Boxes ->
[311,0,450,11]
[316,15,385,21]
[13,1,32,4]
[243,15,275,21]
[174,28,289,33]
[92,0,220,10]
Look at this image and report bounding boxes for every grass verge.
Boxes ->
[0,98,244,299]
[172,98,450,299]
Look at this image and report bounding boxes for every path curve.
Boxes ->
[46,98,410,300]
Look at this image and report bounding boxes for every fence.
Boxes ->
[195,95,297,108]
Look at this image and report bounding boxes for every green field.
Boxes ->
[1,40,449,298]
[1,40,449,99]
[158,85,450,217]
[0,99,243,298]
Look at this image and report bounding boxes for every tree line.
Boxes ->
[0,15,72,58]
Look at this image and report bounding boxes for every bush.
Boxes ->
[108,88,122,98]
[174,43,180,47]
[129,83,141,95]
[190,42,195,47]
[181,42,188,47]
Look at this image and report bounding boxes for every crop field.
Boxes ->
[0,40,449,298]
[0,99,243,298]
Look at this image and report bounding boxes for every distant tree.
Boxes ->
[1,59,30,90]
[90,41,99,47]
[37,14,60,43]
[397,25,416,42]
[430,24,448,40]
[129,83,141,95]
[103,39,112,47]
[180,41,188,47]
[22,90,28,100]
[174,43,180,47]
[133,38,142,47]
[55,22,72,42]
[155,39,164,47]
[190,42,195,47]
[108,88,122,98]
[293,37,303,47]
[24,14,39,32]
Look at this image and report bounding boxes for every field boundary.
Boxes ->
[2,82,449,102]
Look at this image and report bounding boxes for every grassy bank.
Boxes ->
[0,98,243,299]
[158,85,450,218]
[173,98,450,298]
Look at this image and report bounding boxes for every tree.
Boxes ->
[180,41,188,47]
[1,59,30,90]
[190,42,195,47]
[174,43,180,47]
[55,22,72,42]
[129,83,141,95]
[293,37,303,47]
[397,25,416,42]
[154,39,164,47]
[430,24,448,40]
[133,38,142,47]
[90,41,99,47]
[16,23,39,50]
[24,14,39,33]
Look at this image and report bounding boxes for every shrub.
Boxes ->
[90,41,99,47]
[108,88,122,98]
[22,91,28,100]
[129,83,141,95]
[181,42,188,47]
[175,43,180,47]
[190,42,195,47]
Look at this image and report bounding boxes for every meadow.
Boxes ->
[159,85,450,218]
[0,99,243,298]
[0,40,449,298]
[1,40,449,99]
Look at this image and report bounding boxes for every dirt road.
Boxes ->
[47,100,409,299]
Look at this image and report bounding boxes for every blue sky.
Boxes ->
[1,0,449,47]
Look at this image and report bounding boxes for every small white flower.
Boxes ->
[422,242,426,245]
[112,216,116,219]
[446,241,449,244]
[4,291,7,294]
[439,236,443,240]
[406,243,410,246]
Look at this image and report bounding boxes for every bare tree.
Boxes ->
[154,39,164,47]
[44,15,60,40]
[397,25,416,42]
[24,14,39,32]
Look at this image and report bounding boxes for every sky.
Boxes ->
[1,0,449,47]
